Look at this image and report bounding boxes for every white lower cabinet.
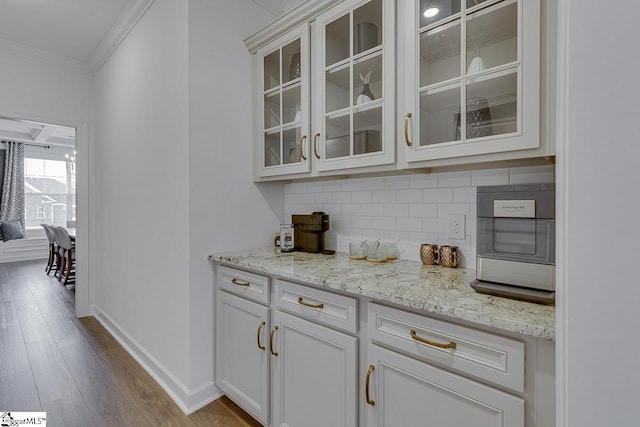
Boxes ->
[366,344,524,427]
[271,310,357,427]
[215,269,358,427]
[216,290,269,425]
[215,266,551,427]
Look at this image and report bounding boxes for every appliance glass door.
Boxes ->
[479,218,555,264]
[493,218,536,255]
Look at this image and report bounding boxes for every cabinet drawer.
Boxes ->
[217,266,269,304]
[368,303,525,393]
[274,279,357,334]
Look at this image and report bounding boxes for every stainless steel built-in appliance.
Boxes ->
[470,184,555,304]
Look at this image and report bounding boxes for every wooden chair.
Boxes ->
[52,226,75,286]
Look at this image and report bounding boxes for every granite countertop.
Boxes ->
[210,247,555,341]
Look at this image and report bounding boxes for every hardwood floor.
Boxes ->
[0,259,261,427]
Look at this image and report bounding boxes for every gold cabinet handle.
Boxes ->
[269,326,279,356]
[410,329,456,350]
[365,365,375,406]
[297,296,324,309]
[313,133,320,159]
[231,278,250,287]
[300,135,307,161]
[404,113,413,147]
[257,321,266,350]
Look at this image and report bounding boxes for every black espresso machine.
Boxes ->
[292,212,330,253]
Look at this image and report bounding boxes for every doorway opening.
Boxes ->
[0,115,79,310]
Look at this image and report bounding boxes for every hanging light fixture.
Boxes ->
[66,150,76,175]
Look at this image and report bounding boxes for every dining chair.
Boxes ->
[53,226,75,285]
[40,224,58,275]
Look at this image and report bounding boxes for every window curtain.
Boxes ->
[0,141,25,230]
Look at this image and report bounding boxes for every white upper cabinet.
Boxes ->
[400,0,541,163]
[248,0,552,180]
[255,24,311,178]
[312,0,396,172]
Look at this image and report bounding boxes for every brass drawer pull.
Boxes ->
[297,297,324,309]
[410,329,456,350]
[257,321,266,350]
[270,326,279,356]
[365,365,375,406]
[313,133,321,159]
[404,113,413,147]
[231,278,250,287]
[300,135,307,161]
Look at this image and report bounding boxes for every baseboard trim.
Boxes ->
[93,306,219,414]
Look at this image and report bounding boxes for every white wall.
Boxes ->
[284,165,554,267]
[559,0,640,425]
[0,47,93,123]
[93,0,192,396]
[187,0,281,403]
[93,0,282,412]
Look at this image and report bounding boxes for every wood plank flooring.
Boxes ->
[0,259,261,427]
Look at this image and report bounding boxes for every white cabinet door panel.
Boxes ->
[400,0,541,164]
[366,344,524,427]
[216,290,269,425]
[272,310,357,427]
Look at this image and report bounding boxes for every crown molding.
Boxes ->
[244,0,344,53]
[89,0,156,75]
[0,38,91,75]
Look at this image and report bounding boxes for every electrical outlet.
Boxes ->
[448,214,465,240]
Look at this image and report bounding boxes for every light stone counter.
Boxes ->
[211,247,555,341]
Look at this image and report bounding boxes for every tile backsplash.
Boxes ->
[284,165,555,267]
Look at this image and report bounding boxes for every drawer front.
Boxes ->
[217,266,269,304]
[368,303,525,393]
[274,279,357,334]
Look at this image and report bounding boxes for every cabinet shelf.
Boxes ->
[353,45,383,63]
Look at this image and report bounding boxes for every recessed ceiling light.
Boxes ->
[423,7,440,18]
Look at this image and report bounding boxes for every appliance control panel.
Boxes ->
[493,200,536,218]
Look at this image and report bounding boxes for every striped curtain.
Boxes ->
[0,141,25,230]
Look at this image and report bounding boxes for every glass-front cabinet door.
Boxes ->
[255,25,310,178]
[401,0,540,163]
[313,0,395,172]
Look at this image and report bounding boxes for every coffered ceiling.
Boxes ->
[0,117,75,148]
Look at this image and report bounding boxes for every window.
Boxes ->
[24,158,76,229]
